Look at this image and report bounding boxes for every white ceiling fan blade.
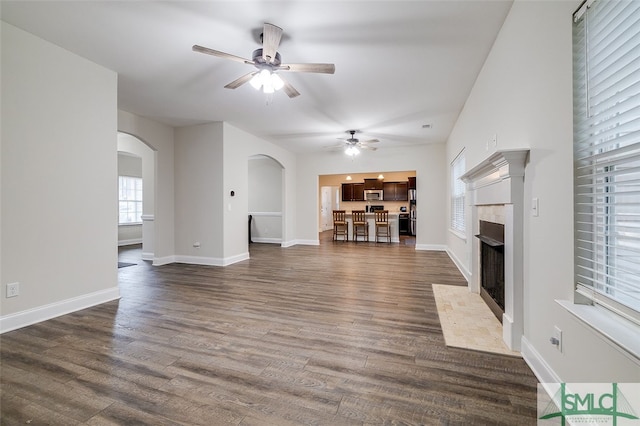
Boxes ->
[192,45,254,65]
[360,145,378,151]
[280,63,335,74]
[262,23,283,64]
[280,77,300,98]
[224,72,257,89]
[361,139,380,143]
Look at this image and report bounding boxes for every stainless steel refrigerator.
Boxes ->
[409,189,416,236]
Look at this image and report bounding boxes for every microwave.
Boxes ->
[364,189,384,201]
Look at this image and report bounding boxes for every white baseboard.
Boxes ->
[521,336,562,385]
[141,252,154,261]
[289,239,320,246]
[0,286,121,334]
[118,238,142,246]
[153,255,176,266]
[446,247,471,282]
[173,252,250,267]
[251,237,282,244]
[281,240,298,248]
[415,244,447,251]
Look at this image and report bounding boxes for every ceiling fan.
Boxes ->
[192,23,335,98]
[330,130,379,156]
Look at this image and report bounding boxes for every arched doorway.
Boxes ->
[117,132,156,260]
[248,155,285,245]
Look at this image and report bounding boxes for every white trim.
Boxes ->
[141,252,154,261]
[448,228,466,241]
[118,238,142,246]
[280,239,300,248]
[141,214,155,221]
[0,287,120,334]
[556,299,640,364]
[415,244,447,251]
[288,239,320,246]
[251,237,282,244]
[446,248,471,283]
[248,211,282,217]
[521,336,562,384]
[153,255,176,266]
[173,252,250,267]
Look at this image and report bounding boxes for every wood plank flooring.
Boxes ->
[1,234,538,425]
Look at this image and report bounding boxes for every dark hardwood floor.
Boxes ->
[1,234,538,425]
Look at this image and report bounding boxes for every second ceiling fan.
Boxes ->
[193,23,335,98]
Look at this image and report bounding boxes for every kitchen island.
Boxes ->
[344,212,400,242]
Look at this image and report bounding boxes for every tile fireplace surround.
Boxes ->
[461,149,529,351]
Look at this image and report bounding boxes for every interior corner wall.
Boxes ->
[118,110,174,263]
[445,0,639,381]
[1,22,118,328]
[222,123,297,255]
[295,144,447,247]
[174,122,225,262]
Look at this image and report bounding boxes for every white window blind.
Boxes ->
[119,176,143,224]
[573,0,640,317]
[451,151,466,234]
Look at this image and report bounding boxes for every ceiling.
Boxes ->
[0,1,513,154]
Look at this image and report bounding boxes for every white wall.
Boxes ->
[446,1,639,381]
[118,110,174,265]
[174,122,225,263]
[296,144,447,248]
[1,22,118,329]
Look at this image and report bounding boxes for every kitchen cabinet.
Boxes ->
[408,176,416,190]
[383,181,409,201]
[363,178,383,190]
[342,183,364,201]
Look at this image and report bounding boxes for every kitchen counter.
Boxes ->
[344,212,400,242]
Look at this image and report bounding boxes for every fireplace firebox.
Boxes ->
[475,220,505,323]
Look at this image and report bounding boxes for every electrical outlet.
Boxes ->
[532,198,539,217]
[552,326,562,353]
[6,282,19,298]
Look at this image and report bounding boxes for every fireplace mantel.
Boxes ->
[460,149,529,189]
[460,148,529,351]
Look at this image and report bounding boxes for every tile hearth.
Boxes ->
[432,284,521,357]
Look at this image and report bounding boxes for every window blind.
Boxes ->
[451,151,466,233]
[573,0,640,315]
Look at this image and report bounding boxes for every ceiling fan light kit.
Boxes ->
[345,146,360,156]
[193,23,335,99]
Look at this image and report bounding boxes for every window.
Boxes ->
[119,176,143,225]
[573,0,640,319]
[451,150,466,234]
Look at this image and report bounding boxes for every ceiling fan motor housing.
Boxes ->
[252,49,282,66]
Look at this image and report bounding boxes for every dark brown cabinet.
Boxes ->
[363,178,383,190]
[383,182,409,201]
[342,183,364,201]
[408,176,416,190]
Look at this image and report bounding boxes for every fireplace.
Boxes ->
[460,149,529,351]
[476,220,505,323]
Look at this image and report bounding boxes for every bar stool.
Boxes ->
[352,210,368,242]
[374,210,391,243]
[332,210,348,241]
